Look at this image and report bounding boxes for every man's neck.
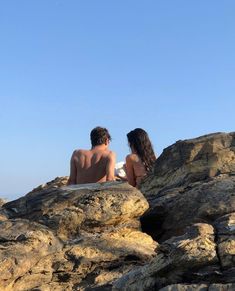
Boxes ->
[91,144,108,151]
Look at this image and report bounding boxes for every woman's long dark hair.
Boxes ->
[127,128,156,172]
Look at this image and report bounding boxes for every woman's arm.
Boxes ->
[125,154,136,187]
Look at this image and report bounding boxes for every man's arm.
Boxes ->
[106,151,116,181]
[125,154,136,187]
[67,151,77,185]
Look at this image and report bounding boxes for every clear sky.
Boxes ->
[1,0,234,200]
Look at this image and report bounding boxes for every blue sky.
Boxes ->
[0,0,234,199]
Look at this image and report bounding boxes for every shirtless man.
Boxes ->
[67,127,116,185]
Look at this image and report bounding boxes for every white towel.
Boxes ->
[115,161,127,178]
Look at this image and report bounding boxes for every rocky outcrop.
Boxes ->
[1,132,235,290]
[141,132,235,197]
[114,132,235,290]
[1,180,156,290]
[113,223,218,290]
[140,133,235,241]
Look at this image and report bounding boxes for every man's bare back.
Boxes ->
[67,127,116,185]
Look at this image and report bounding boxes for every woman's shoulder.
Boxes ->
[126,153,140,162]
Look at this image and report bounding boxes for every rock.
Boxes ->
[116,132,235,290]
[2,132,235,290]
[214,213,235,269]
[140,133,235,241]
[141,176,235,241]
[208,284,235,291]
[113,223,217,290]
[1,180,156,290]
[29,176,69,193]
[159,284,208,291]
[0,219,62,290]
[0,198,6,207]
[141,132,235,197]
[0,209,8,222]
[0,198,8,222]
[4,181,149,239]
[158,284,235,291]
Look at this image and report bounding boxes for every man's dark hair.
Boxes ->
[90,127,111,147]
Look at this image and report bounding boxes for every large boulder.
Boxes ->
[4,181,150,239]
[141,132,235,198]
[1,180,157,290]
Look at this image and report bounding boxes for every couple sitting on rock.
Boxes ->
[67,126,156,188]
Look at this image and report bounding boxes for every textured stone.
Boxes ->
[159,284,208,291]
[141,132,235,197]
[0,198,6,207]
[1,180,156,290]
[140,133,235,241]
[4,182,149,239]
[209,284,235,291]
[158,284,235,291]
[0,219,62,290]
[113,223,217,291]
[215,213,235,269]
[2,132,235,290]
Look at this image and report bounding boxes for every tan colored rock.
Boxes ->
[217,236,235,268]
[0,198,6,207]
[0,219,62,290]
[0,199,8,222]
[1,180,155,290]
[62,226,157,289]
[4,182,149,240]
[67,227,156,263]
[0,210,8,221]
[29,176,69,193]
[113,223,217,291]
[215,213,235,269]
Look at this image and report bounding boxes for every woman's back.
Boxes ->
[125,128,156,188]
[125,153,147,187]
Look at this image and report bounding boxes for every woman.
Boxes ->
[125,128,156,187]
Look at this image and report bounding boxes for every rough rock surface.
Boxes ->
[114,132,235,290]
[1,132,235,290]
[141,132,235,197]
[1,180,156,290]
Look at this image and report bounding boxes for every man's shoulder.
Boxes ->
[99,149,115,160]
[107,150,116,159]
[73,149,89,157]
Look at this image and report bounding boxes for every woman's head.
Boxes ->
[127,128,156,172]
